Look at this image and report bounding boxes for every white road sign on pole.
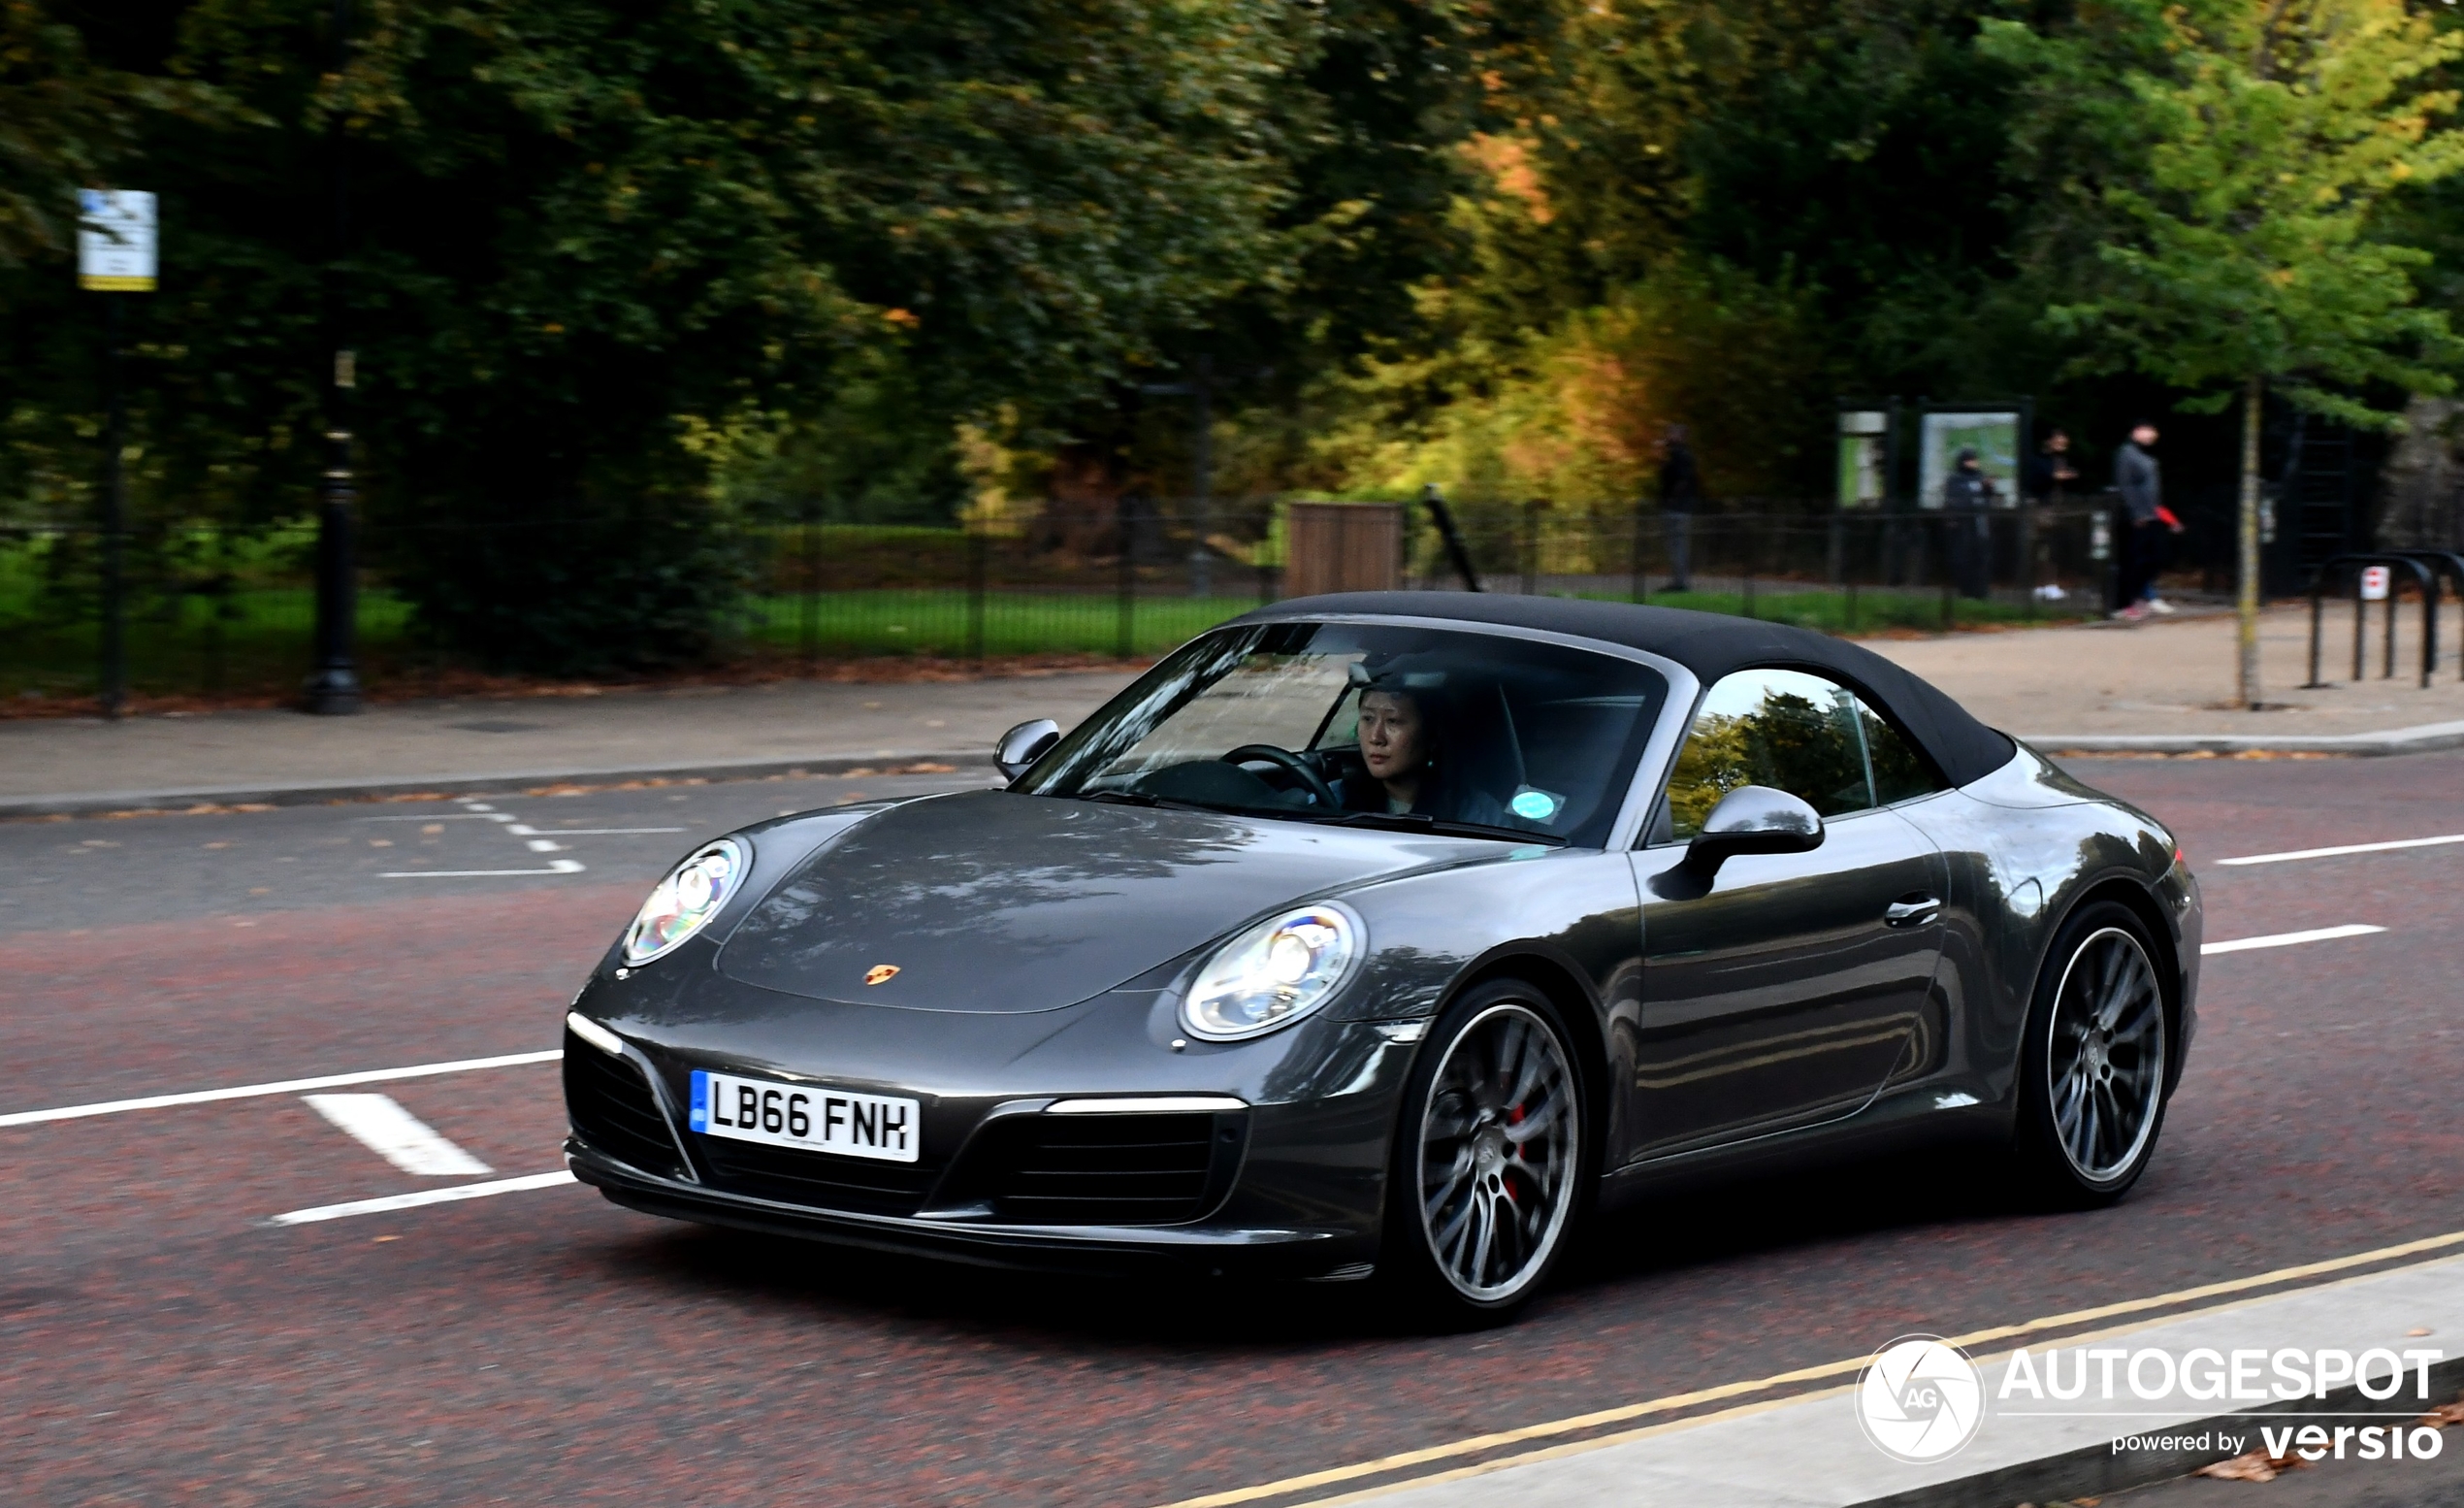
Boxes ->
[78,190,157,292]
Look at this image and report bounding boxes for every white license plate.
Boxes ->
[688,1069,919,1163]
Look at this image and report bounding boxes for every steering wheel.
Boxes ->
[1222,744,1340,809]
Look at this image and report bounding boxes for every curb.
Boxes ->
[1853,1351,2464,1507]
[0,749,994,818]
[2025,717,2464,758]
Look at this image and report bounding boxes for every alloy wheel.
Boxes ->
[2045,926,2167,1183]
[1416,1001,1580,1303]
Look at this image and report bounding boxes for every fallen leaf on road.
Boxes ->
[2419,1398,2464,1427]
[2197,1447,2308,1482]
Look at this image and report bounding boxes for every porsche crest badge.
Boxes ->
[863,965,900,986]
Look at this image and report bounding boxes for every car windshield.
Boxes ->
[1016,621,1669,847]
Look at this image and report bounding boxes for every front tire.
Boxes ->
[2014,902,2172,1206]
[1381,980,1591,1327]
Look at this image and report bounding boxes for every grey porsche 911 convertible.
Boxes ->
[563,593,2200,1322]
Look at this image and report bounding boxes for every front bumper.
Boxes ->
[566,1134,1370,1278]
[558,978,1417,1278]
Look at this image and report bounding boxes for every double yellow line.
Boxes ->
[1159,1227,2464,1508]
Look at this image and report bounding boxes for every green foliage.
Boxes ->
[1662,687,1865,836]
[1981,0,2464,427]
[0,1,211,268]
[1,0,1301,671]
[1317,253,1832,501]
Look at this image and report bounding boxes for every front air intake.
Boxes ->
[965,1111,1244,1226]
[562,1029,690,1180]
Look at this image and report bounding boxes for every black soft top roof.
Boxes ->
[1235,591,2017,790]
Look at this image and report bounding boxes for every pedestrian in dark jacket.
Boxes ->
[1658,423,1701,592]
[2025,429,2079,503]
[1941,447,1996,599]
[2113,424,2174,619]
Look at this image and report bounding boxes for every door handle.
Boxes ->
[1885,895,1941,928]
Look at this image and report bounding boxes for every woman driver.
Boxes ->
[1350,682,1520,829]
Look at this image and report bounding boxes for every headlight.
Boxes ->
[622,838,747,965]
[1179,903,1362,1041]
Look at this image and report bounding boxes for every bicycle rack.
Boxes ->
[2384,549,2464,681]
[2304,553,2437,690]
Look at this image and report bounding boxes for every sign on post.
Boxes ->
[1916,407,2026,509]
[1836,410,1888,509]
[78,190,157,292]
[2359,565,2391,602]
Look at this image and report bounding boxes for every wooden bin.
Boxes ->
[1284,503,1404,598]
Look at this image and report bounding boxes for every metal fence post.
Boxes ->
[965,525,988,665]
[798,505,819,672]
[2021,507,2040,622]
[2354,575,2367,681]
[1741,520,1757,620]
[1630,498,1648,604]
[1939,517,1955,631]
[99,297,127,718]
[1117,496,1137,659]
[1257,500,1280,607]
[2304,572,2326,689]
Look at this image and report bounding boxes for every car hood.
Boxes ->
[717,789,1489,1013]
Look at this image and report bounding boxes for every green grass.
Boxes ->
[1621,586,2088,633]
[0,574,2081,705]
[740,589,1268,658]
[0,585,421,702]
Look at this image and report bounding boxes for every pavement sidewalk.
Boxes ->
[1362,1247,2464,1508]
[1866,604,2464,752]
[7,604,2463,814]
[0,672,1132,813]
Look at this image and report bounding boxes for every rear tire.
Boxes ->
[2013,901,2172,1206]
[1379,979,1592,1328]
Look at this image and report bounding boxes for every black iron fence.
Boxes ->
[2,497,2144,707]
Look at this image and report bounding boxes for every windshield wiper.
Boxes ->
[1072,790,1234,815]
[1292,810,1566,846]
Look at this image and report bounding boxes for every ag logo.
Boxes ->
[1856,1335,1984,1463]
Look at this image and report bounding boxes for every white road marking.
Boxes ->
[2218,832,2464,866]
[369,800,590,876]
[362,812,515,824]
[380,859,585,877]
[2200,923,2386,956]
[505,823,686,836]
[303,1093,494,1176]
[0,1049,562,1128]
[268,1170,576,1227]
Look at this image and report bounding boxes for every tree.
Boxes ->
[1,0,1299,672]
[0,1,198,271]
[1984,0,2464,706]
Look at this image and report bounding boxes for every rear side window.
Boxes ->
[1853,698,1946,805]
[1663,668,1873,838]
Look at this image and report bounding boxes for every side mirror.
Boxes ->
[995,718,1061,782]
[1683,785,1823,877]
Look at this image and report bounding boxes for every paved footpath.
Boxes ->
[7,604,2464,811]
[0,671,1132,810]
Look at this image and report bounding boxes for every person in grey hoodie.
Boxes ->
[2112,423,2171,619]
